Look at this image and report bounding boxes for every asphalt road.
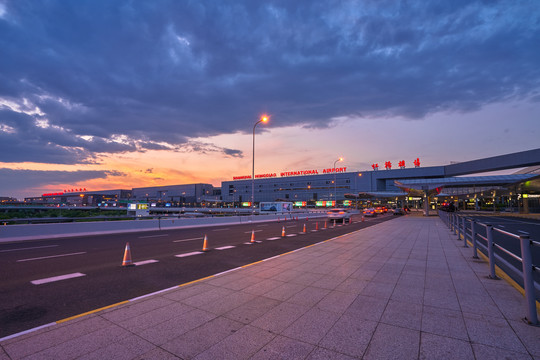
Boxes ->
[0,213,395,338]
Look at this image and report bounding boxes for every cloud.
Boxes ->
[0,168,118,197]
[0,0,538,164]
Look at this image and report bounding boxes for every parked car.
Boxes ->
[392,207,405,215]
[375,206,384,214]
[327,208,352,223]
[363,208,376,217]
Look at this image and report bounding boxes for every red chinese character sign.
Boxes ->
[384,161,392,170]
[371,163,379,171]
[414,158,421,167]
[398,160,405,169]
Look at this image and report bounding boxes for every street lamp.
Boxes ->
[252,114,269,215]
[355,172,362,209]
[333,157,343,206]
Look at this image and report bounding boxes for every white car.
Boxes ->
[327,208,351,223]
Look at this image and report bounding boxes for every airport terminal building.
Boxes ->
[222,148,540,213]
[25,148,540,213]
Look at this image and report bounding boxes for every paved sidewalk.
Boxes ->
[1,217,539,359]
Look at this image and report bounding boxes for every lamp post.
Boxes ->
[333,157,343,206]
[355,172,362,209]
[252,115,269,216]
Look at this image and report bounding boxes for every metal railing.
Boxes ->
[439,210,539,325]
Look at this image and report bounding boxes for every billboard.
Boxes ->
[259,202,293,213]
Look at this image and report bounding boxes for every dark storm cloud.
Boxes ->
[0,0,539,163]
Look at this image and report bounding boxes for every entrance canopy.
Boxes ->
[394,174,540,197]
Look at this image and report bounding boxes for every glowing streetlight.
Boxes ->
[333,157,343,206]
[252,114,269,215]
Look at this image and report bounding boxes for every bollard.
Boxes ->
[471,220,478,259]
[450,213,454,232]
[486,225,498,279]
[462,217,468,248]
[519,235,538,325]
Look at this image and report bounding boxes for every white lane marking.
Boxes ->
[286,225,297,228]
[499,225,505,228]
[139,234,169,239]
[0,323,56,342]
[17,252,87,262]
[263,255,281,261]
[133,259,159,266]
[215,246,236,250]
[286,234,297,237]
[175,251,204,258]
[173,237,203,243]
[212,228,230,232]
[31,272,86,285]
[129,286,178,302]
[266,237,281,241]
[518,230,530,235]
[0,245,59,253]
[244,230,263,233]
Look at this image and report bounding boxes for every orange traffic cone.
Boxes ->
[250,230,256,243]
[122,242,134,267]
[315,222,319,230]
[302,224,306,233]
[202,234,209,252]
[281,226,286,237]
[324,221,327,229]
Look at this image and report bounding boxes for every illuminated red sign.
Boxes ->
[384,161,392,170]
[371,163,379,170]
[398,160,405,168]
[42,192,64,197]
[414,158,421,167]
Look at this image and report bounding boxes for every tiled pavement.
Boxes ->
[1,216,539,359]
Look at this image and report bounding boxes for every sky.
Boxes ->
[1,0,539,200]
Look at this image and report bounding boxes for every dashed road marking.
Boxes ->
[175,251,204,258]
[139,234,169,239]
[173,237,203,243]
[31,272,86,285]
[133,259,159,266]
[17,252,87,262]
[244,230,263,233]
[266,237,281,241]
[286,234,297,237]
[215,246,236,250]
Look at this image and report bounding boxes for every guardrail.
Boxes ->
[439,210,539,325]
[0,211,330,243]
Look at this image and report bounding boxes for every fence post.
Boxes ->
[457,215,462,240]
[471,220,478,258]
[486,225,498,279]
[463,217,469,248]
[519,235,538,325]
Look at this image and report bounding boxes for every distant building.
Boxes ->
[24,189,132,207]
[131,184,215,206]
